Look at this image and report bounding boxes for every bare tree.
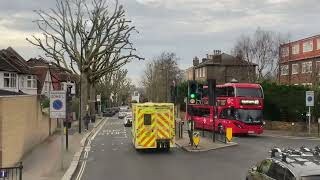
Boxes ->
[233,28,288,82]
[232,35,255,82]
[97,69,133,107]
[27,0,142,115]
[142,52,181,102]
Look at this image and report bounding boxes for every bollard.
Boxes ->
[202,121,205,137]
[179,122,182,138]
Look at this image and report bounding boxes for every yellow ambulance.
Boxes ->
[132,103,175,150]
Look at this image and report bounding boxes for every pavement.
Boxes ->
[73,116,320,180]
[21,117,104,180]
[263,129,320,139]
[175,132,237,152]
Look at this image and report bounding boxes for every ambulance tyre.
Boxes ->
[164,142,170,152]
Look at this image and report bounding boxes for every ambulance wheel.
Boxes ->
[164,142,170,152]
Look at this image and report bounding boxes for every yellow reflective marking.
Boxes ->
[226,128,233,142]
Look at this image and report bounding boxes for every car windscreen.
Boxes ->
[302,176,320,180]
[236,87,263,98]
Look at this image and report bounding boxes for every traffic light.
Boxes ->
[208,79,216,106]
[197,83,204,101]
[188,81,198,104]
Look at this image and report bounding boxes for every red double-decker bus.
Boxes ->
[186,83,264,135]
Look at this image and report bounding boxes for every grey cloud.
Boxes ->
[0,0,319,85]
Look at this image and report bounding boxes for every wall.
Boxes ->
[205,65,254,84]
[279,58,320,85]
[280,35,320,63]
[264,120,319,133]
[41,71,54,97]
[0,95,57,167]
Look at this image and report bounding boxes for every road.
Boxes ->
[74,116,319,180]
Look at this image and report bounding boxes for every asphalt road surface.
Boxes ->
[75,116,319,180]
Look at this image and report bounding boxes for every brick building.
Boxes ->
[279,34,320,86]
[185,51,257,84]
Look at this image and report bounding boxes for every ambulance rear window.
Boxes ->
[144,114,152,125]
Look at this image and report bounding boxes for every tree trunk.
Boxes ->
[89,83,97,115]
[81,72,89,119]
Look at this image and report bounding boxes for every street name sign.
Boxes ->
[50,91,66,118]
[306,91,314,107]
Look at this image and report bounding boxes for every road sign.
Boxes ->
[226,128,233,142]
[50,91,66,118]
[306,91,314,107]
[97,94,101,102]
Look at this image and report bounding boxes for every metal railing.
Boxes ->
[215,126,227,144]
[0,162,23,180]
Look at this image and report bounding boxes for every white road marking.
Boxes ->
[76,119,107,180]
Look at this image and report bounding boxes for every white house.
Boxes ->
[0,47,37,95]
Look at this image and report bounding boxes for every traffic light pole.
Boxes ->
[65,85,72,151]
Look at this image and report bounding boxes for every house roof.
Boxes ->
[0,89,25,96]
[27,58,50,93]
[27,58,77,91]
[196,53,257,68]
[0,47,32,74]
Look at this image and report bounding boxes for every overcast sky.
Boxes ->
[0,0,319,85]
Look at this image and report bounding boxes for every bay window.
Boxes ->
[3,73,17,88]
[27,75,37,88]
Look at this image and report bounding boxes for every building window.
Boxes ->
[302,62,312,73]
[27,75,37,88]
[44,82,48,92]
[3,73,17,88]
[316,61,320,75]
[280,65,289,75]
[281,46,289,57]
[292,43,299,55]
[292,64,299,74]
[202,67,206,77]
[317,38,320,50]
[302,83,312,87]
[303,40,313,52]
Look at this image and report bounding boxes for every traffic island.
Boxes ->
[175,132,237,152]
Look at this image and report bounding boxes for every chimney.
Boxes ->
[201,58,205,63]
[193,56,199,66]
[213,50,222,55]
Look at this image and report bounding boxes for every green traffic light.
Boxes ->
[190,94,196,98]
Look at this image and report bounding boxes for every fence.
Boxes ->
[0,162,23,180]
